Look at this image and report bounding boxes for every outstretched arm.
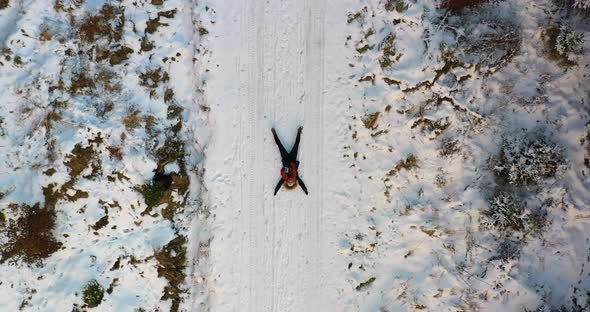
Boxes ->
[274,178,283,196]
[297,176,308,195]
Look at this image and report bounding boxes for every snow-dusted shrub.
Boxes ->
[544,23,585,66]
[485,193,526,231]
[444,4,521,73]
[441,0,489,10]
[574,0,590,10]
[555,24,584,61]
[493,238,521,261]
[82,279,104,308]
[492,135,566,186]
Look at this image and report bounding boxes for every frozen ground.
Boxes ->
[1,0,590,311]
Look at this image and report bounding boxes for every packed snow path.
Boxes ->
[204,0,352,311]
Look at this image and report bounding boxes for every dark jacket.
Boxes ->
[272,127,308,196]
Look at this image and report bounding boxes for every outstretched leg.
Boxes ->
[272,128,289,160]
[289,126,303,160]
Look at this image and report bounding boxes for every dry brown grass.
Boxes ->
[139,68,170,89]
[363,112,380,129]
[146,9,178,34]
[123,111,143,129]
[441,0,489,10]
[0,203,62,265]
[388,155,419,175]
[78,4,124,43]
[155,235,187,312]
[411,117,450,137]
[106,146,123,160]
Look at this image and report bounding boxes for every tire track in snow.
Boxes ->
[206,0,328,310]
[246,0,263,310]
[303,0,326,309]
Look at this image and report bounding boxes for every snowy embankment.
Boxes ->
[340,0,590,311]
[0,0,210,310]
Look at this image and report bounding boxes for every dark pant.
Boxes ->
[273,128,301,166]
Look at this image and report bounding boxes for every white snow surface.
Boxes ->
[203,0,354,310]
[1,0,590,311]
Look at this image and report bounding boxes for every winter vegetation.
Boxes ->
[0,0,589,311]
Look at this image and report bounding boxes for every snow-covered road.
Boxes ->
[204,0,353,311]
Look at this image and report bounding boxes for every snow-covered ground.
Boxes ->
[1,0,589,311]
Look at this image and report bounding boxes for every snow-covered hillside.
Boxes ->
[1,0,589,311]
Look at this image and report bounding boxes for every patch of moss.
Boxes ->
[138,180,167,211]
[82,280,104,308]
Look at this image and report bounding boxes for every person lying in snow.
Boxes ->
[272,126,308,196]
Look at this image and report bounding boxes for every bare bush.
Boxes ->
[485,193,527,231]
[492,135,567,186]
